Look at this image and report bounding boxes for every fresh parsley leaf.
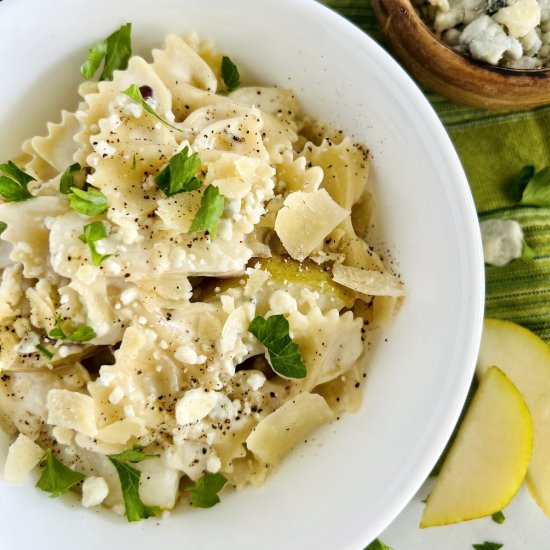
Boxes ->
[0,221,6,235]
[248,314,307,379]
[365,539,392,550]
[221,56,240,93]
[68,325,97,342]
[60,163,84,194]
[81,23,132,81]
[520,240,536,262]
[155,147,202,197]
[472,542,503,550]
[109,445,159,463]
[36,449,85,497]
[186,473,228,508]
[519,166,550,206]
[491,511,505,524]
[49,313,96,342]
[79,220,112,266]
[49,314,67,340]
[131,154,136,170]
[188,185,225,240]
[68,187,108,216]
[0,161,34,202]
[35,344,54,360]
[510,165,534,202]
[108,450,161,522]
[122,84,181,132]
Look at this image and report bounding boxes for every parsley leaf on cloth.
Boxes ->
[108,446,161,522]
[491,511,505,524]
[36,449,85,497]
[81,23,132,81]
[472,542,503,550]
[221,56,240,93]
[364,540,392,550]
[248,314,307,379]
[188,185,225,240]
[79,220,112,266]
[516,166,550,206]
[155,146,202,196]
[0,161,34,202]
[186,473,228,508]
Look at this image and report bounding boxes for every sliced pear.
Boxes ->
[477,318,550,517]
[421,366,532,527]
[259,256,354,307]
[193,255,355,308]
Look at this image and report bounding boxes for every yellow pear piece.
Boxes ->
[478,318,550,518]
[421,366,532,527]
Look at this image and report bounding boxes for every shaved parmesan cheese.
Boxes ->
[275,189,349,261]
[332,263,404,297]
[246,393,334,465]
[4,434,44,483]
[47,389,97,437]
[96,418,147,444]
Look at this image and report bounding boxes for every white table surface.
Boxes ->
[381,478,550,549]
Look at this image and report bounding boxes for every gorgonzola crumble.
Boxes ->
[417,0,550,68]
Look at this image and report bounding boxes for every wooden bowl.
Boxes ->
[372,0,550,109]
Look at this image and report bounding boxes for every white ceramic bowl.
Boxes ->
[0,0,484,548]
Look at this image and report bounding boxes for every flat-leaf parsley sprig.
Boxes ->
[79,220,113,266]
[81,23,132,82]
[107,445,161,522]
[49,314,96,342]
[0,161,34,202]
[122,84,181,132]
[221,56,240,93]
[155,146,202,196]
[186,472,228,508]
[36,449,85,497]
[248,314,307,379]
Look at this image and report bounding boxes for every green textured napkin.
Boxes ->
[324,0,550,341]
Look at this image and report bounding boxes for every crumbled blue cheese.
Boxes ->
[493,0,541,37]
[480,219,524,266]
[459,15,523,64]
[421,0,550,66]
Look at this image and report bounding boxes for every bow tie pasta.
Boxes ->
[0,30,403,520]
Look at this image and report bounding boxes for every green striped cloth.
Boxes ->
[324,0,550,341]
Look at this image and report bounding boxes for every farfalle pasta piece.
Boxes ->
[0,196,68,280]
[30,110,81,174]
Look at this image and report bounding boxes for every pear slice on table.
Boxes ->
[478,318,550,518]
[421,366,532,527]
